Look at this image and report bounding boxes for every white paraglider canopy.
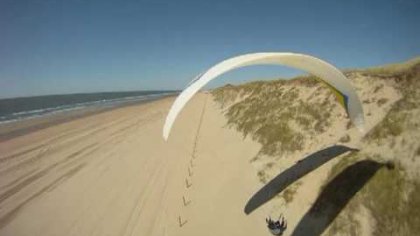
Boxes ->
[163,52,365,140]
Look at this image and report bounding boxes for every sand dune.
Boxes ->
[0,94,268,236]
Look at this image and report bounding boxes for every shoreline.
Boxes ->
[0,93,265,236]
[0,94,176,142]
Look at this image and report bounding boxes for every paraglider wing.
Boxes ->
[163,52,364,140]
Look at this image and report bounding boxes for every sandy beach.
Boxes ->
[0,93,268,236]
[1,59,419,236]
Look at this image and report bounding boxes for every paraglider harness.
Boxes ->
[266,215,287,235]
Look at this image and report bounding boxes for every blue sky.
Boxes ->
[1,0,419,98]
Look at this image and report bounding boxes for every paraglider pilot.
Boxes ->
[266,215,287,235]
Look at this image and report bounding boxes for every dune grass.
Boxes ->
[326,155,420,236]
[212,57,420,235]
[326,59,420,235]
[348,57,420,76]
[212,76,334,156]
[281,181,302,204]
[365,59,420,142]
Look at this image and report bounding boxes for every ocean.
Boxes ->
[0,91,178,124]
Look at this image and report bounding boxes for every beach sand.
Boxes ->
[0,93,268,236]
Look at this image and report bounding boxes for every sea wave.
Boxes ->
[0,92,176,125]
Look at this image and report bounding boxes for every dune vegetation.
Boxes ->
[325,59,420,235]
[212,77,336,156]
[212,57,420,235]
